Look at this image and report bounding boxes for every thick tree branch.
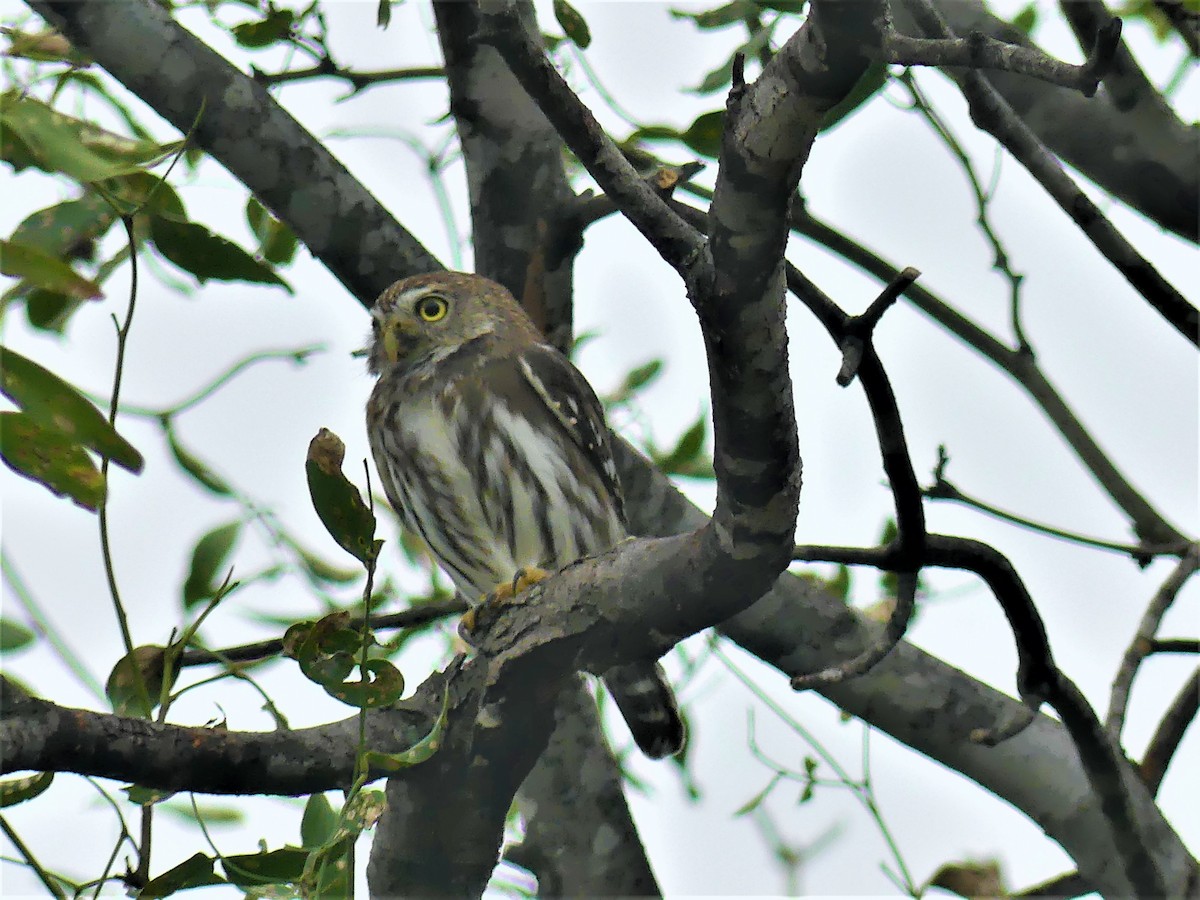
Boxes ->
[0,674,436,793]
[24,5,1193,895]
[884,23,1118,96]
[433,0,576,350]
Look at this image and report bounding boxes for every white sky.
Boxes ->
[2,1,1197,896]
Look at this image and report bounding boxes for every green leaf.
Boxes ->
[295,545,361,585]
[680,110,724,158]
[688,28,771,95]
[610,359,663,404]
[820,60,888,132]
[0,240,102,300]
[0,771,53,808]
[1,27,91,65]
[0,90,181,182]
[301,793,339,849]
[23,289,86,334]
[0,411,106,510]
[323,658,405,708]
[733,773,780,816]
[0,346,143,472]
[166,425,232,496]
[182,521,241,608]
[221,847,309,889]
[306,428,378,565]
[377,0,393,28]
[139,852,225,898]
[362,685,450,772]
[106,645,176,717]
[755,0,806,12]
[670,1,755,29]
[655,413,709,476]
[553,0,592,48]
[232,9,295,48]
[159,799,245,825]
[0,618,35,653]
[149,215,291,291]
[245,196,298,265]
[124,785,176,806]
[827,564,852,603]
[10,194,116,260]
[1011,2,1038,35]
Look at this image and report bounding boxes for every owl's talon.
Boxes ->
[458,566,551,642]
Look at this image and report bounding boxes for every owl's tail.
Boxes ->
[603,662,686,759]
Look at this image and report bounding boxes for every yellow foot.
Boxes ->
[458,566,551,641]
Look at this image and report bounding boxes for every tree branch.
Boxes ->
[27,0,442,306]
[892,0,1199,242]
[884,22,1119,96]
[433,0,577,350]
[1107,544,1200,739]
[901,0,1197,347]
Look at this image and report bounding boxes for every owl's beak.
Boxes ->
[381,319,419,364]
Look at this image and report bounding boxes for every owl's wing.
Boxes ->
[515,343,626,526]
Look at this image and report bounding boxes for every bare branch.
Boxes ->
[252,62,443,93]
[1107,544,1200,738]
[1058,0,1166,112]
[475,2,705,281]
[900,0,1198,347]
[787,201,1190,549]
[889,0,1198,242]
[1140,666,1200,794]
[884,22,1119,96]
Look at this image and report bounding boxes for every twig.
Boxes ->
[1058,0,1164,112]
[1018,663,1200,898]
[253,62,442,93]
[0,814,68,900]
[926,463,1188,561]
[1149,638,1200,655]
[177,599,467,668]
[783,200,1188,550]
[895,70,1030,352]
[1107,544,1200,739]
[884,21,1120,96]
[1140,666,1200,794]
[901,0,1198,348]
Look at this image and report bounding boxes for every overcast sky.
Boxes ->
[2,0,1197,896]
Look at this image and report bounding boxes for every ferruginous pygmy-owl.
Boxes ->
[365,272,685,758]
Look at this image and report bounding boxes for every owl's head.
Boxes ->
[366,272,541,375]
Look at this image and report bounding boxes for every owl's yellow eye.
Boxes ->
[414,295,449,323]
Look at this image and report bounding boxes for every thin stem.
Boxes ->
[925,476,1187,560]
[107,346,323,419]
[896,70,1030,352]
[1107,544,1200,739]
[1,550,104,699]
[0,815,68,900]
[98,214,139,656]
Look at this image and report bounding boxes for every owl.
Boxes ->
[366,272,684,758]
